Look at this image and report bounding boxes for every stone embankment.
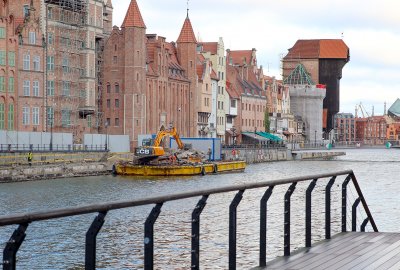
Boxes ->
[0,162,109,183]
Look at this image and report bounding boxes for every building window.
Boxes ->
[23,54,30,70]
[115,83,119,93]
[106,84,110,93]
[23,5,29,17]
[48,7,53,19]
[87,115,92,128]
[106,118,110,126]
[8,104,14,130]
[33,80,39,96]
[0,51,5,65]
[115,99,119,108]
[8,52,15,66]
[62,57,69,73]
[48,33,53,45]
[0,103,4,129]
[113,56,117,64]
[115,118,119,126]
[8,77,14,92]
[0,76,4,92]
[47,56,54,71]
[29,32,36,45]
[23,80,30,96]
[61,109,71,127]
[106,99,110,108]
[32,107,39,125]
[47,107,54,126]
[47,80,54,96]
[22,107,30,125]
[62,81,70,96]
[33,56,40,71]
[0,27,4,38]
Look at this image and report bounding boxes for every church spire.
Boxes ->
[121,0,146,28]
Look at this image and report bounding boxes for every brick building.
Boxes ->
[282,39,349,134]
[2,0,112,144]
[102,1,199,148]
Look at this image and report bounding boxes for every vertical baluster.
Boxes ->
[305,179,317,248]
[361,217,369,232]
[259,186,274,267]
[3,223,29,270]
[229,190,244,270]
[352,198,361,231]
[284,183,297,256]
[325,176,336,239]
[191,195,208,270]
[144,203,163,270]
[85,211,107,270]
[342,175,351,232]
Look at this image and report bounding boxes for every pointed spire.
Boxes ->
[121,0,146,28]
[177,14,196,43]
[106,0,113,8]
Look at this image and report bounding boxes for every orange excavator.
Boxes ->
[134,126,185,163]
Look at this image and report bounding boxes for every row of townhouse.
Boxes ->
[3,0,334,149]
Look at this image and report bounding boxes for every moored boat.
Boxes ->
[113,160,246,176]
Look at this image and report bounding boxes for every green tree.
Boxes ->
[264,110,270,132]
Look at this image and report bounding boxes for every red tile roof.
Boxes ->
[121,0,146,28]
[199,42,218,54]
[284,39,349,59]
[177,16,197,43]
[228,50,253,65]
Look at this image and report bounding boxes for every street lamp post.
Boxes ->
[49,108,54,151]
[105,122,108,151]
[314,130,317,147]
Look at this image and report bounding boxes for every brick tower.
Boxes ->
[176,11,197,137]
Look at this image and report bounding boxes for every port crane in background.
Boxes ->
[355,102,370,118]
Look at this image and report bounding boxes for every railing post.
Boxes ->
[349,172,378,232]
[259,186,274,267]
[361,217,370,232]
[2,223,29,270]
[85,211,107,270]
[191,195,208,270]
[352,198,361,232]
[284,183,297,256]
[144,203,163,270]
[341,175,351,232]
[229,190,244,270]
[325,176,336,239]
[305,179,317,248]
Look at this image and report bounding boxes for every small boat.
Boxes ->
[113,160,246,176]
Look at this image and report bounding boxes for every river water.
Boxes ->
[1,148,400,269]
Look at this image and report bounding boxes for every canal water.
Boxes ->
[1,148,400,269]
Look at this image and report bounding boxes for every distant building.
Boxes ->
[282,39,349,134]
[333,113,356,143]
[285,64,326,143]
[356,116,387,145]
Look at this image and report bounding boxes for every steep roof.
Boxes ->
[121,0,146,28]
[284,63,315,85]
[388,98,400,117]
[199,42,218,54]
[177,15,197,43]
[284,39,349,59]
[228,50,253,65]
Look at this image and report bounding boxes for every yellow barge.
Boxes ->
[113,160,246,176]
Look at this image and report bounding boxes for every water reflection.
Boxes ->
[0,148,399,269]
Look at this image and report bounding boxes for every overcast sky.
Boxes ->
[112,0,400,116]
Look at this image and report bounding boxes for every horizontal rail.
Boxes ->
[0,170,354,226]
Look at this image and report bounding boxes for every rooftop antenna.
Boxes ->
[186,0,189,17]
[341,32,344,39]
[372,105,374,116]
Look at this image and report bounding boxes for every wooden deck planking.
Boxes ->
[256,232,400,270]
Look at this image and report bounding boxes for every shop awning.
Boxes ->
[256,131,282,142]
[242,132,270,141]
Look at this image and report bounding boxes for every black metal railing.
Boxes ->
[0,170,377,270]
